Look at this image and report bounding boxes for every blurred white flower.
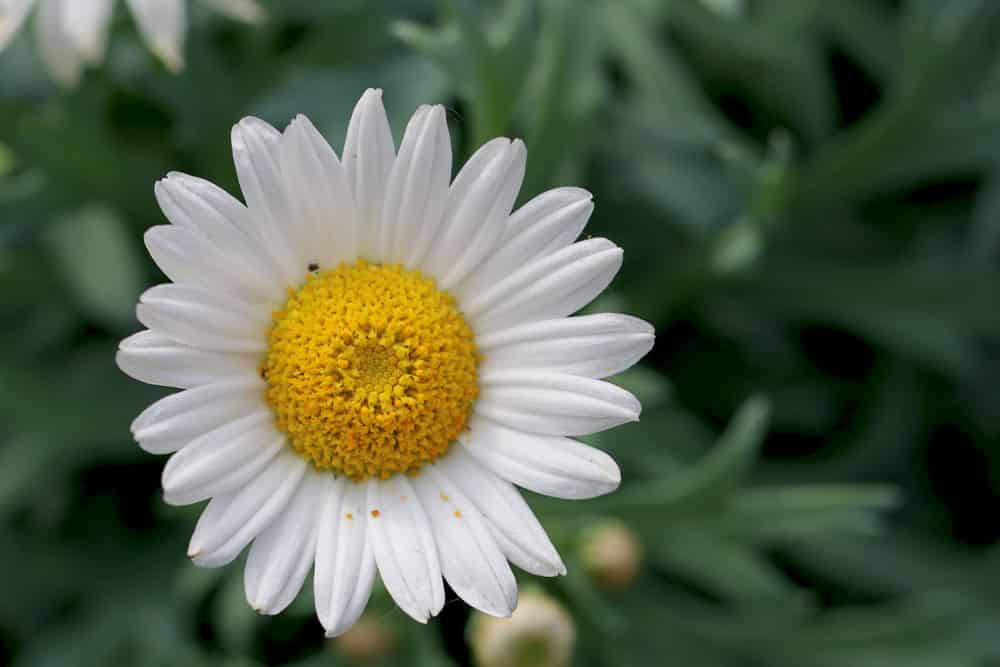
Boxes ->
[116,88,653,635]
[0,0,264,87]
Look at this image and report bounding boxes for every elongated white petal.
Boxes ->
[155,172,248,236]
[0,0,36,52]
[188,450,307,568]
[429,140,526,290]
[203,0,265,23]
[440,449,565,576]
[245,471,323,615]
[381,105,451,266]
[414,465,517,617]
[125,0,185,72]
[153,172,285,298]
[477,369,640,436]
[130,377,265,454]
[460,415,621,500]
[144,225,282,304]
[231,117,302,283]
[478,314,654,379]
[153,173,287,304]
[503,186,592,245]
[279,115,359,269]
[315,479,377,637]
[62,0,112,63]
[343,89,395,258]
[445,138,511,216]
[458,188,592,301]
[366,475,444,623]
[116,330,258,389]
[465,238,623,334]
[161,411,283,506]
[34,0,83,87]
[136,284,270,353]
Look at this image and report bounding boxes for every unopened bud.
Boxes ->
[580,519,643,592]
[332,614,396,663]
[471,589,575,667]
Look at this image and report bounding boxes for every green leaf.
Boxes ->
[43,205,144,331]
[213,568,259,655]
[968,168,1000,261]
[684,395,772,493]
[652,531,809,607]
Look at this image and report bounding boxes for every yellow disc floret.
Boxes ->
[263,260,479,480]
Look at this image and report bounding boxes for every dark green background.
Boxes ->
[2,1,1000,665]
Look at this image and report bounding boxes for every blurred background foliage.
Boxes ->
[2,0,1000,665]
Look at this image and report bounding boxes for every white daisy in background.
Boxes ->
[0,0,264,87]
[116,88,654,635]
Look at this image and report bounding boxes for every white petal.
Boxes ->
[478,314,655,379]
[116,330,258,389]
[125,0,185,72]
[130,377,265,454]
[62,0,112,63]
[143,225,283,304]
[439,449,565,577]
[366,475,444,623]
[477,369,640,436]
[202,0,265,23]
[413,465,517,617]
[279,115,360,269]
[427,139,526,290]
[315,479,377,637]
[155,172,247,236]
[231,117,303,284]
[161,411,283,506]
[445,138,511,216]
[153,173,287,304]
[34,0,83,87]
[342,89,395,258]
[0,0,36,52]
[464,238,623,334]
[460,415,621,500]
[381,105,451,266]
[245,470,324,615]
[188,450,307,568]
[136,283,270,353]
[502,186,592,245]
[457,188,592,302]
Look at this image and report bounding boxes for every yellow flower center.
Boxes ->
[263,259,479,480]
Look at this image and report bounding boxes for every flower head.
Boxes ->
[0,0,264,87]
[117,89,654,635]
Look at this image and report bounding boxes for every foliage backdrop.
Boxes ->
[2,0,1000,665]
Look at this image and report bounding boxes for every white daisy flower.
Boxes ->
[117,89,654,635]
[0,0,264,87]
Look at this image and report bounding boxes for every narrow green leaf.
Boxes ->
[653,531,808,607]
[43,206,144,331]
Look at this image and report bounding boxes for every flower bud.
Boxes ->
[579,519,643,592]
[470,590,575,667]
[332,614,396,663]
